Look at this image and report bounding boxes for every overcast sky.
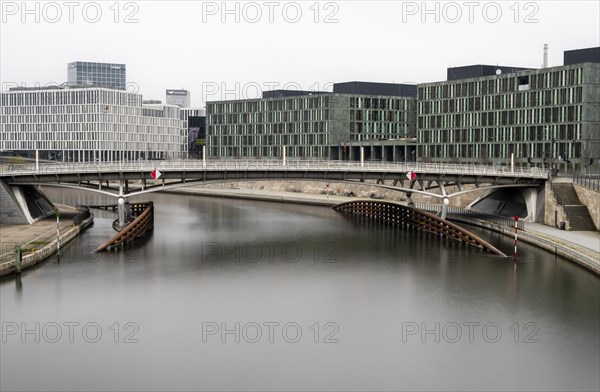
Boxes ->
[1,0,598,107]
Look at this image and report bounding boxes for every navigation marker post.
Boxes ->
[513,215,519,262]
[56,210,61,261]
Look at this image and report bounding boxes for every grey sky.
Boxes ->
[1,0,599,107]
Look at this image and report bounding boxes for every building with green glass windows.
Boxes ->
[206,84,417,161]
[417,61,600,173]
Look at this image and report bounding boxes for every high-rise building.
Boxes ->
[166,89,191,107]
[67,61,126,90]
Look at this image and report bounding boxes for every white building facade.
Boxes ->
[1,87,187,162]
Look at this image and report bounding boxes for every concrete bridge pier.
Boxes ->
[0,180,56,225]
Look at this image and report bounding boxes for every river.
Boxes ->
[1,188,598,391]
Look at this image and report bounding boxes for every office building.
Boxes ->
[1,86,187,162]
[206,83,416,161]
[166,89,191,107]
[67,61,126,90]
[417,61,600,173]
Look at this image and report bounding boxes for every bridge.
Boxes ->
[0,160,548,227]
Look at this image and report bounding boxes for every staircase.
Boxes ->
[552,183,596,231]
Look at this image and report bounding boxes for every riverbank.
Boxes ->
[0,204,94,276]
[164,186,600,276]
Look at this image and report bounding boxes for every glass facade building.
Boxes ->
[417,63,600,173]
[206,93,415,160]
[67,61,126,90]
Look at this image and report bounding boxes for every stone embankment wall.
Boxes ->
[573,184,600,231]
[0,216,94,277]
[544,182,570,230]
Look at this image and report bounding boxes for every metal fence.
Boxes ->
[573,174,600,192]
[414,203,525,230]
[0,159,548,179]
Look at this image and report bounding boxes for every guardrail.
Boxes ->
[0,160,548,179]
[415,203,525,230]
[573,174,600,192]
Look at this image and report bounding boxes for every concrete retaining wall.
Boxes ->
[544,182,571,230]
[573,184,600,231]
[0,180,29,225]
[0,216,94,276]
[449,215,600,276]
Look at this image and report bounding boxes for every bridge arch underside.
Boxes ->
[8,171,543,220]
[334,200,506,256]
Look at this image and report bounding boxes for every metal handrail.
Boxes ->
[0,160,549,179]
[415,202,525,230]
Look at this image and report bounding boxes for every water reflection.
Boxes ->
[1,189,598,392]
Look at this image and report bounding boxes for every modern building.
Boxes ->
[417,61,600,173]
[180,108,206,158]
[1,86,187,162]
[166,89,191,107]
[206,83,417,161]
[67,61,126,90]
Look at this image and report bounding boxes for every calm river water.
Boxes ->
[1,189,598,391]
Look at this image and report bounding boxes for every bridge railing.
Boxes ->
[0,160,548,179]
[415,202,525,230]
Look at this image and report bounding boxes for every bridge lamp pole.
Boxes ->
[283,145,287,167]
[441,196,450,220]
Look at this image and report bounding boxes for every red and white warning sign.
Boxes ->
[406,171,416,181]
[150,168,162,180]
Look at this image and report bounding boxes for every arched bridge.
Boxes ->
[0,160,547,225]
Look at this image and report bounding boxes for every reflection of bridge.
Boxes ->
[334,200,507,256]
[0,160,548,226]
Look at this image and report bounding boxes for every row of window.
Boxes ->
[349,97,412,110]
[1,130,183,144]
[1,90,142,107]
[418,87,583,113]
[418,142,582,160]
[209,145,325,158]
[210,122,328,135]
[209,109,330,124]
[418,105,583,129]
[208,96,330,113]
[209,133,328,146]
[419,67,585,99]
[2,140,183,152]
[419,124,582,144]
